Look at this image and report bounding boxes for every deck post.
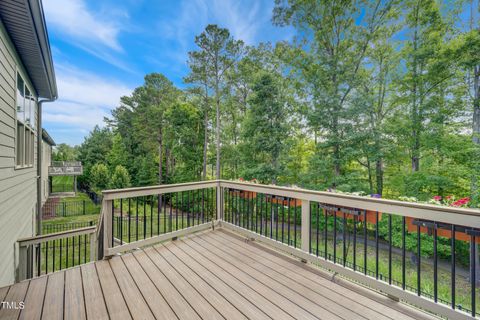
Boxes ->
[90,231,96,262]
[17,244,28,282]
[103,199,113,257]
[301,199,310,253]
[216,183,223,222]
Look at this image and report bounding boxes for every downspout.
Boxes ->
[36,98,55,235]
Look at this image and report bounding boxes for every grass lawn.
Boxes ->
[51,176,74,193]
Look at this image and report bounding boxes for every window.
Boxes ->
[15,72,35,168]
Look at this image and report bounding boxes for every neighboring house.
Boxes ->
[0,1,57,286]
[41,129,55,204]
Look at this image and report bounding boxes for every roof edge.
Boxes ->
[42,129,56,146]
[26,0,57,100]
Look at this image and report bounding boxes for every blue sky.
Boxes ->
[42,0,293,146]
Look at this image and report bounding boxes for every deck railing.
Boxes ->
[98,180,219,258]
[17,226,96,281]
[97,180,480,319]
[17,179,479,319]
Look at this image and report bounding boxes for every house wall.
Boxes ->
[41,140,51,204]
[0,19,38,287]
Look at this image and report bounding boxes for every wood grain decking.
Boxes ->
[0,229,439,320]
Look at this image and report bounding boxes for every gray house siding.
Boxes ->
[0,18,38,287]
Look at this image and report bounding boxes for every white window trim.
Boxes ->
[14,68,36,170]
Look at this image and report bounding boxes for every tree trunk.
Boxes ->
[158,127,163,184]
[375,158,383,196]
[202,99,209,181]
[215,78,221,179]
[165,147,170,182]
[411,1,420,172]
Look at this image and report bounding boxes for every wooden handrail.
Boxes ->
[102,180,218,200]
[18,226,96,246]
[218,180,480,228]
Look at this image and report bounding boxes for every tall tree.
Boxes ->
[241,72,289,183]
[273,0,397,188]
[190,25,243,179]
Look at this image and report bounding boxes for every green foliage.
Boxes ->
[109,165,131,189]
[90,163,110,192]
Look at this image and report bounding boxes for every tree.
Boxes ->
[273,0,398,188]
[53,143,78,161]
[241,72,288,183]
[90,163,110,192]
[109,165,131,189]
[189,25,243,179]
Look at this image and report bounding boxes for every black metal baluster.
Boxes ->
[175,192,179,231]
[111,201,115,246]
[287,198,291,246]
[197,189,200,226]
[353,214,357,271]
[136,198,139,241]
[294,199,297,248]
[72,236,75,267]
[363,210,367,275]
[59,239,62,270]
[45,241,48,274]
[325,208,328,259]
[417,223,421,296]
[389,213,392,285]
[143,197,147,239]
[433,223,438,302]
[270,196,274,239]
[259,194,264,235]
[343,211,347,267]
[78,235,80,265]
[255,193,259,233]
[187,190,190,228]
[451,225,456,309]
[66,238,69,268]
[150,196,153,236]
[120,199,123,245]
[128,198,131,243]
[470,233,476,317]
[402,216,406,290]
[157,194,167,235]
[202,189,205,224]
[275,199,279,241]
[169,194,173,232]
[282,198,285,243]
[84,234,87,263]
[52,239,55,272]
[375,211,379,279]
[316,203,319,256]
[333,210,337,263]
[265,195,269,237]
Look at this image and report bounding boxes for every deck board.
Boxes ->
[109,256,155,320]
[64,268,87,320]
[164,241,275,320]
[81,263,109,320]
[0,280,29,320]
[169,239,295,320]
[41,271,64,320]
[95,260,132,320]
[121,253,177,320]
[19,276,47,320]
[207,231,399,320]
[0,229,441,320]
[213,230,433,320]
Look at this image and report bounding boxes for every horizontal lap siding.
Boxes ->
[0,19,37,287]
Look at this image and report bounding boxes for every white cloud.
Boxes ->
[43,0,122,51]
[157,0,268,66]
[43,64,133,144]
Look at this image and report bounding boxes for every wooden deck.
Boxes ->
[0,229,438,320]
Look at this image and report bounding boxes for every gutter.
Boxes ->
[37,98,56,235]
